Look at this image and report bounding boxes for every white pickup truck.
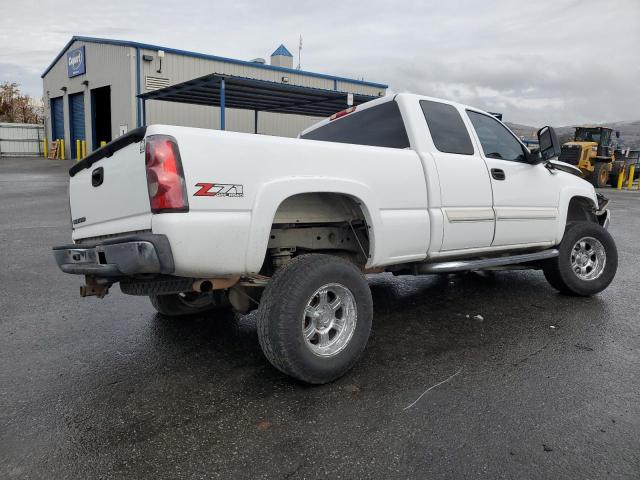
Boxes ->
[54,93,617,383]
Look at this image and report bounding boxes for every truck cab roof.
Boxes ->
[299,92,520,154]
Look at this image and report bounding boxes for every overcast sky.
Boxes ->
[1,0,638,126]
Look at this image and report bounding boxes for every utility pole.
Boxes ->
[297,35,303,70]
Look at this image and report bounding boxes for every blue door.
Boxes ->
[68,93,85,159]
[51,97,64,141]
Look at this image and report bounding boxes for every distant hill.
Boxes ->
[506,121,640,149]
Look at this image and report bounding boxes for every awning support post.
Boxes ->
[220,78,226,131]
[142,98,146,126]
[254,110,258,134]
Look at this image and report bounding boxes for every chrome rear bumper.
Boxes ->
[53,234,174,277]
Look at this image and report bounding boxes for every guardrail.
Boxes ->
[0,123,45,156]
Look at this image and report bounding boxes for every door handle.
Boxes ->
[491,168,505,180]
[91,167,104,187]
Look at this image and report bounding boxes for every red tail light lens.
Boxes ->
[145,135,189,213]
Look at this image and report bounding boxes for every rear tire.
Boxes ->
[543,222,617,296]
[150,291,230,316]
[257,254,373,384]
[592,162,609,188]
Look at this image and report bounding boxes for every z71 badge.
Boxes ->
[194,182,244,198]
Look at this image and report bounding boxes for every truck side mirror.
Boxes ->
[616,130,620,138]
[536,126,561,161]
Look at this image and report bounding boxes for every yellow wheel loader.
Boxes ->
[558,127,624,187]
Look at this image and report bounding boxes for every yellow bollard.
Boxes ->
[100,141,107,148]
[81,140,87,159]
[59,139,65,160]
[616,167,625,190]
[76,140,81,161]
[43,138,48,158]
[628,165,636,190]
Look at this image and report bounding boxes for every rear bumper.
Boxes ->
[53,233,174,277]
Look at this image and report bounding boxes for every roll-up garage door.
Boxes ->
[51,97,64,141]
[69,93,85,159]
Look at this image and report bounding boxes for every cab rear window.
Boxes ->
[301,101,410,149]
[420,100,474,155]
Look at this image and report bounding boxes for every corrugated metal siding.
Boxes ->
[43,39,387,153]
[42,41,134,158]
[0,123,44,156]
[140,47,378,137]
[145,102,323,137]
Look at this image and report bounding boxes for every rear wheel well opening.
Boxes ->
[566,196,597,223]
[264,193,372,274]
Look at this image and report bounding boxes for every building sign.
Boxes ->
[67,46,86,78]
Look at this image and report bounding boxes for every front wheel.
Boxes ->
[543,221,617,296]
[257,254,373,384]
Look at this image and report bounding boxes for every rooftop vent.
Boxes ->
[251,57,266,64]
[145,76,170,91]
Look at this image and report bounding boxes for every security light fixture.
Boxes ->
[281,76,289,83]
[157,50,165,73]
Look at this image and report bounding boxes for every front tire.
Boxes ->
[257,254,373,384]
[543,222,617,296]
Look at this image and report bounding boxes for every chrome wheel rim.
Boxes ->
[302,283,357,357]
[570,236,606,281]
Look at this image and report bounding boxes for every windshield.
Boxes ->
[574,128,601,143]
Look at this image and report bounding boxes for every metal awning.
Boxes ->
[138,73,379,131]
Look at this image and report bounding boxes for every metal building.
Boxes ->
[41,36,387,159]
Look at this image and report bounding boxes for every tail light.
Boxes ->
[144,135,189,213]
[330,106,356,121]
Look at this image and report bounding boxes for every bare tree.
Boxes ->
[0,82,43,124]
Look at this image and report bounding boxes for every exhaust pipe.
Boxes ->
[192,276,240,292]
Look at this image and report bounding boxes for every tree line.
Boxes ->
[0,82,43,124]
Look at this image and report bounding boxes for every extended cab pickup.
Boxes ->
[53,93,617,383]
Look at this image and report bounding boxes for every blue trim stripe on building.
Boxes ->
[135,46,142,127]
[41,36,388,90]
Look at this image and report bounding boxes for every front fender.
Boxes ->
[556,182,599,243]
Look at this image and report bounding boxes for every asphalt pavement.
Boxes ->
[1,156,639,479]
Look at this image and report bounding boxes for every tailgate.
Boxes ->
[69,129,151,241]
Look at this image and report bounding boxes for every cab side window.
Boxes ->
[467,110,526,162]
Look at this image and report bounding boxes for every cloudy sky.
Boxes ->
[1,0,638,126]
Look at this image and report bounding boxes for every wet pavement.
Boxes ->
[1,156,639,479]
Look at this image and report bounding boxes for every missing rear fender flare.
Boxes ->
[265,193,372,273]
[266,222,370,273]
